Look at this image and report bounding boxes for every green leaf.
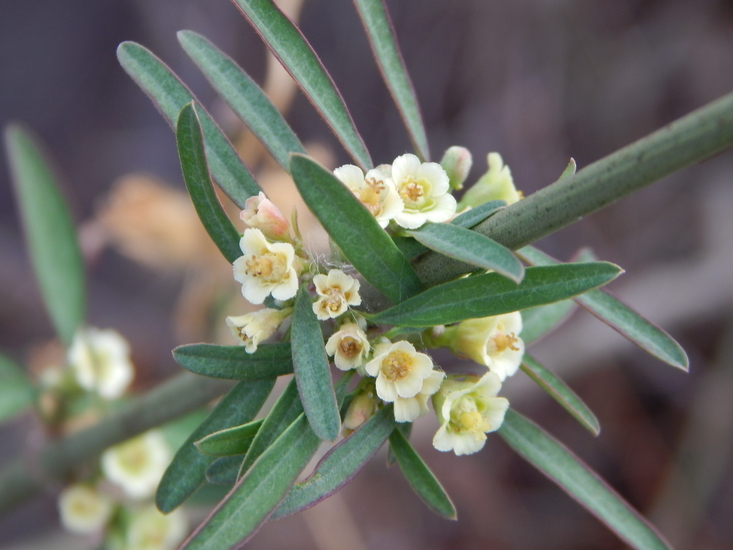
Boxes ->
[272,403,396,519]
[520,355,600,435]
[231,0,372,170]
[196,419,263,456]
[450,200,506,228]
[172,343,293,380]
[370,263,622,327]
[389,428,456,520]
[177,31,305,171]
[5,125,85,346]
[560,157,577,179]
[521,299,577,345]
[408,223,524,283]
[499,409,672,550]
[176,103,242,264]
[116,41,260,207]
[353,0,429,160]
[291,286,340,442]
[156,379,274,513]
[387,421,411,467]
[519,246,688,371]
[181,372,354,549]
[206,455,245,485]
[0,354,36,422]
[240,377,302,476]
[290,154,423,303]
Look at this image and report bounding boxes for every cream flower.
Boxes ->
[313,269,361,320]
[365,340,435,410]
[58,484,114,534]
[450,312,524,381]
[233,228,301,304]
[325,322,370,370]
[126,506,188,550]
[240,192,289,240]
[390,153,456,229]
[101,430,171,499]
[67,327,134,400]
[458,152,521,210]
[393,369,445,423]
[333,164,403,227]
[432,372,509,456]
[226,307,290,353]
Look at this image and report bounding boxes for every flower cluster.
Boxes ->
[221,148,525,457]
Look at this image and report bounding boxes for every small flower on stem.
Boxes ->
[126,505,188,550]
[239,192,290,241]
[226,307,291,353]
[334,164,403,228]
[233,228,301,304]
[390,153,456,229]
[458,152,521,210]
[325,322,370,371]
[313,269,361,320]
[365,340,439,422]
[67,327,134,400]
[432,372,509,456]
[393,369,445,423]
[440,146,473,191]
[101,430,171,499]
[58,484,114,535]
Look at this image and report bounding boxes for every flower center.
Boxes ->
[399,180,424,204]
[359,177,385,212]
[382,351,413,381]
[324,287,345,312]
[338,336,362,358]
[459,411,488,433]
[245,253,288,283]
[119,442,149,473]
[493,332,519,352]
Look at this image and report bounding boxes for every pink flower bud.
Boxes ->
[240,192,289,240]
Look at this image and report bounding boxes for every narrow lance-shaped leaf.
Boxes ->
[172,343,293,380]
[177,31,305,171]
[370,263,622,327]
[181,372,353,549]
[290,153,423,303]
[206,455,245,485]
[156,378,275,513]
[499,409,672,550]
[116,41,260,207]
[520,355,600,436]
[521,299,577,345]
[231,0,372,170]
[5,125,85,347]
[176,103,242,264]
[291,286,340,442]
[389,428,456,520]
[196,419,264,456]
[408,223,524,283]
[519,246,688,371]
[0,354,36,422]
[240,377,302,477]
[353,0,429,160]
[272,403,396,519]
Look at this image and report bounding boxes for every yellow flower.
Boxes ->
[126,505,188,550]
[333,164,403,228]
[313,269,361,320]
[233,228,301,304]
[450,312,524,381]
[101,430,171,499]
[432,372,509,456]
[365,340,437,421]
[325,322,370,371]
[239,191,290,241]
[57,484,114,534]
[390,153,456,229]
[458,152,521,210]
[67,327,134,399]
[226,307,291,353]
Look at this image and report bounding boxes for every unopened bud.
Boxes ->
[240,192,290,240]
[458,152,521,210]
[343,391,379,433]
[440,146,473,191]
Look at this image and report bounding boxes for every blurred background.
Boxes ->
[2,0,733,548]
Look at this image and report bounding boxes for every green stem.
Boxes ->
[0,374,232,515]
[413,91,733,287]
